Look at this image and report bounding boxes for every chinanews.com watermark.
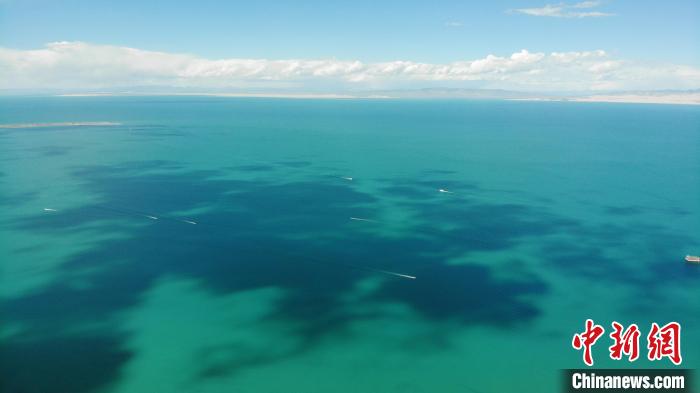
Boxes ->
[563,319,693,392]
[564,370,690,392]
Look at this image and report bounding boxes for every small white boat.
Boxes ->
[685,255,700,264]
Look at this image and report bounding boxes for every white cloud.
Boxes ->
[444,21,463,27]
[572,1,601,8]
[0,42,698,92]
[512,1,613,18]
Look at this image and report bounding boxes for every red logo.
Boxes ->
[572,320,682,366]
[572,319,605,366]
[609,322,640,362]
[647,322,682,365]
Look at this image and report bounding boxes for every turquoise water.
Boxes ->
[1,97,698,393]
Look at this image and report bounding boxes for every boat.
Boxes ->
[685,255,700,263]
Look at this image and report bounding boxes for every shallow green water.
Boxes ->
[1,97,699,392]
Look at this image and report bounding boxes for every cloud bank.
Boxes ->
[512,1,614,18]
[1,41,699,92]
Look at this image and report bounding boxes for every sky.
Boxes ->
[0,0,699,92]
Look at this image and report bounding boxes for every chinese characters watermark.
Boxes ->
[572,320,681,366]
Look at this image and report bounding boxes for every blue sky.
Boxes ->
[1,0,698,64]
[1,1,699,92]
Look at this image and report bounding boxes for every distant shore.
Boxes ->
[56,92,370,99]
[567,93,700,106]
[46,91,700,105]
[509,93,700,106]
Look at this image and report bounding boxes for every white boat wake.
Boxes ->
[372,269,417,280]
[349,217,377,222]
